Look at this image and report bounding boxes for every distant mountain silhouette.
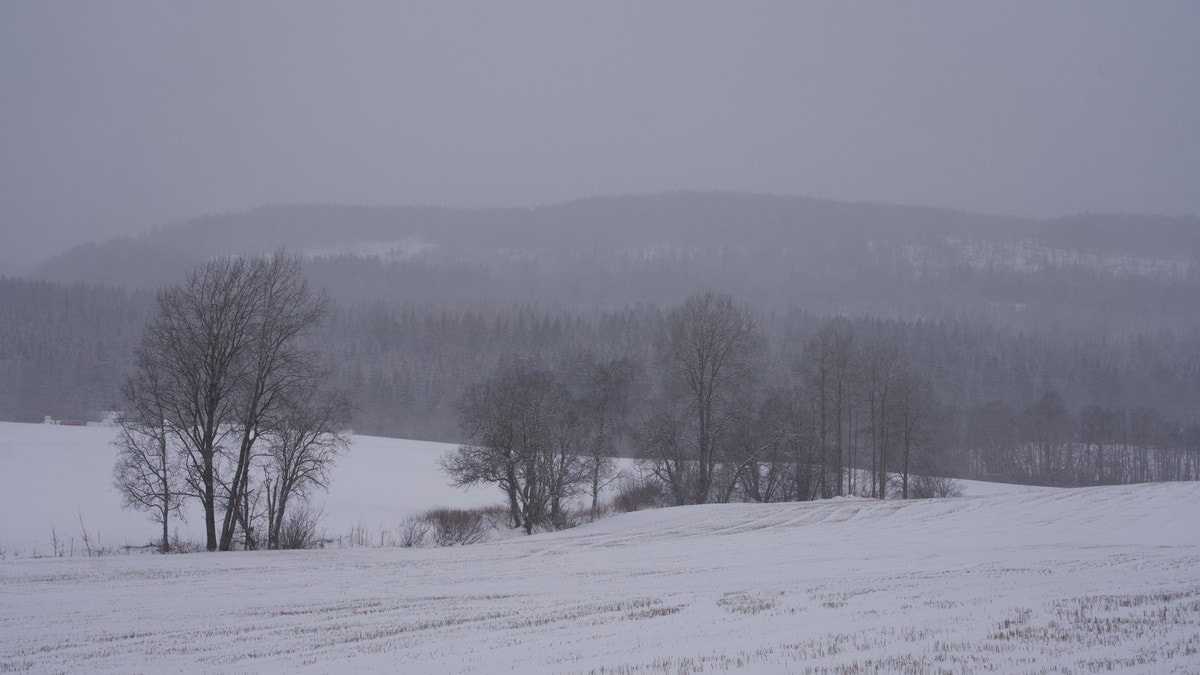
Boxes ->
[31,192,1199,337]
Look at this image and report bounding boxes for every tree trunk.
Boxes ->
[590,459,601,522]
[219,432,255,551]
[161,515,170,554]
[160,434,171,553]
[203,456,217,551]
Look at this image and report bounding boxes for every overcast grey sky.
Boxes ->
[1,1,1198,272]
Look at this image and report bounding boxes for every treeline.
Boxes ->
[299,245,1200,339]
[442,294,1200,533]
[309,301,1200,444]
[0,277,147,421]
[3,274,1200,456]
[767,326,1200,490]
[2,276,1199,491]
[959,395,1200,485]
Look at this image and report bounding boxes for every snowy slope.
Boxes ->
[2,446,1198,672]
[0,422,498,557]
[0,421,1025,558]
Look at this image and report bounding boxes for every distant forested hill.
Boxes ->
[8,192,1200,445]
[32,193,1200,338]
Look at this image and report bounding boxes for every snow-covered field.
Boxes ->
[0,422,497,557]
[2,422,1199,672]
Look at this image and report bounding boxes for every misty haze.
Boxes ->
[1,3,1198,674]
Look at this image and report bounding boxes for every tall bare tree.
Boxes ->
[639,408,692,506]
[967,399,1019,481]
[442,360,589,533]
[1080,405,1120,485]
[444,364,528,529]
[217,254,326,551]
[828,324,856,496]
[657,293,761,504]
[800,329,834,498]
[892,366,934,499]
[1023,390,1073,485]
[113,364,184,552]
[799,324,854,498]
[863,342,901,499]
[128,257,256,550]
[120,252,331,551]
[581,357,636,520]
[264,387,352,549]
[722,390,791,503]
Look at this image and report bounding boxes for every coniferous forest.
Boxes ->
[3,193,1198,489]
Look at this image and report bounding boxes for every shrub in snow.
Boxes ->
[424,508,490,546]
[397,516,430,548]
[167,530,203,554]
[908,474,965,499]
[277,503,325,549]
[612,476,663,513]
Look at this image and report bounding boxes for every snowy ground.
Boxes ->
[0,422,497,557]
[2,423,1199,673]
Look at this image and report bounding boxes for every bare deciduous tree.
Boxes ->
[1024,390,1073,485]
[218,253,326,551]
[442,360,590,534]
[862,342,901,499]
[444,365,527,529]
[264,387,352,550]
[113,365,184,552]
[968,399,1019,481]
[722,390,791,503]
[126,258,257,551]
[639,409,693,506]
[1080,405,1120,485]
[120,252,336,551]
[581,357,636,520]
[656,292,761,504]
[892,366,934,499]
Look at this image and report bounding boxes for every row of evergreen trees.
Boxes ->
[1,275,1198,487]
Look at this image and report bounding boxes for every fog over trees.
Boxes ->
[2,193,1198,513]
[645,293,762,505]
[5,11,1200,675]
